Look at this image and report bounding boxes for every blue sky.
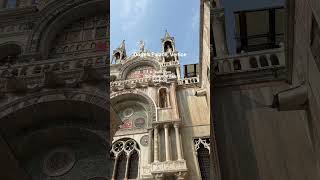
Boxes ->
[110,0,200,67]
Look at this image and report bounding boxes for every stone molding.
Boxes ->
[0,88,108,119]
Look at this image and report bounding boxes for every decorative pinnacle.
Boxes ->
[119,40,125,49]
[165,30,171,38]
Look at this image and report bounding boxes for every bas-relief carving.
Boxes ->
[0,89,108,119]
[151,160,187,173]
[0,0,112,179]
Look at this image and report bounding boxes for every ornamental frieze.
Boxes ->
[0,89,108,119]
[151,160,187,174]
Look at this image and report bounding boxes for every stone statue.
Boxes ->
[119,40,125,49]
[139,40,145,52]
[166,44,173,54]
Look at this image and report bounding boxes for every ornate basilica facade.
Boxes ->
[0,0,111,179]
[110,31,211,179]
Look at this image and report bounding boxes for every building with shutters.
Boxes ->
[0,0,112,180]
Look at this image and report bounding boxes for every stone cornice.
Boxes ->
[0,6,38,19]
[0,54,108,96]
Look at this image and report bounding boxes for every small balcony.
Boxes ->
[177,76,199,85]
[157,107,174,122]
[213,47,286,86]
[0,53,108,94]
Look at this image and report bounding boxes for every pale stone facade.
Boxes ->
[0,0,111,179]
[110,12,213,179]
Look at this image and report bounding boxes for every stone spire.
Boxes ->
[138,40,145,52]
[112,40,127,63]
[164,30,171,38]
[119,40,125,50]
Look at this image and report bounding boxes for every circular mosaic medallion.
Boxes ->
[121,119,132,129]
[140,135,149,146]
[42,147,75,177]
[134,117,146,128]
[123,108,134,117]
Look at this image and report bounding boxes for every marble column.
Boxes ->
[148,129,153,164]
[166,90,171,108]
[212,9,228,56]
[111,156,118,180]
[154,173,164,180]
[164,124,171,161]
[170,82,179,120]
[174,123,183,160]
[153,125,159,162]
[176,66,181,80]
[124,153,130,180]
[174,172,187,180]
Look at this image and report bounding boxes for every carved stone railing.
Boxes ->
[214,47,285,74]
[213,48,287,87]
[177,76,199,85]
[0,54,108,94]
[157,107,174,122]
[151,160,187,174]
[110,74,177,91]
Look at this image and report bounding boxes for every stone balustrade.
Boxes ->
[110,74,177,91]
[177,76,200,85]
[0,54,108,94]
[214,47,285,74]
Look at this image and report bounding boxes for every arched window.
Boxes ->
[0,43,22,66]
[270,54,280,65]
[259,55,269,67]
[5,0,18,8]
[222,60,231,72]
[49,15,108,58]
[159,88,170,108]
[164,41,173,53]
[114,52,120,61]
[111,139,140,180]
[249,57,258,68]
[128,151,139,179]
[233,59,241,70]
[194,138,210,180]
[115,153,126,179]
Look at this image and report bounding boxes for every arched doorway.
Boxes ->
[0,99,112,180]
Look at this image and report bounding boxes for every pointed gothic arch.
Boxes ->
[111,138,140,180]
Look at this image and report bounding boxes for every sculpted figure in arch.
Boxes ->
[166,44,173,57]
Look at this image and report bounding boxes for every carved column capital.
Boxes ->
[174,171,187,180]
[163,123,170,128]
[173,122,180,128]
[154,173,164,180]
